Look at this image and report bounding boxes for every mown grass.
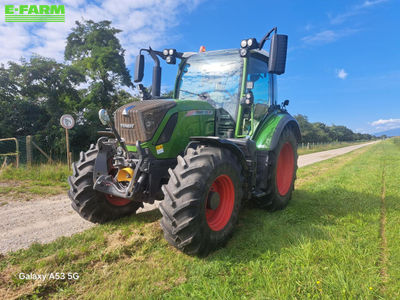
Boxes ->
[0,164,70,199]
[297,140,371,155]
[0,139,399,299]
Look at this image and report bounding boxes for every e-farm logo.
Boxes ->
[5,4,65,22]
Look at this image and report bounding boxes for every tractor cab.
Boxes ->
[175,49,276,139]
[133,27,288,140]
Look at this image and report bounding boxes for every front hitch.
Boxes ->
[93,139,147,199]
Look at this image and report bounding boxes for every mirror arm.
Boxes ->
[102,114,128,154]
[258,27,277,50]
[148,47,160,67]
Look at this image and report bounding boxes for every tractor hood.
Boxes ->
[114,100,176,145]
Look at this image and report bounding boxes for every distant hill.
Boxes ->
[374,127,400,137]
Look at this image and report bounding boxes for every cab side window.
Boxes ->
[247,57,269,121]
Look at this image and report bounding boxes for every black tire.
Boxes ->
[68,143,142,223]
[159,145,243,256]
[255,127,298,211]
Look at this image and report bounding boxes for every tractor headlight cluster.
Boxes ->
[163,48,176,64]
[240,38,258,56]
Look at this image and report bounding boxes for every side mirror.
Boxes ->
[98,109,110,126]
[134,54,144,83]
[268,34,288,75]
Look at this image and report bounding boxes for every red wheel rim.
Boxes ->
[276,142,295,196]
[105,194,131,206]
[206,175,235,231]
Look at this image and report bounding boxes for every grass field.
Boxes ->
[297,140,371,155]
[0,138,399,299]
[0,164,70,200]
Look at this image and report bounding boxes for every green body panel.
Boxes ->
[126,100,214,158]
[251,112,286,150]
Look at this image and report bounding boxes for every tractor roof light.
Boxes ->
[163,49,169,56]
[247,38,258,49]
[166,55,176,64]
[168,49,176,56]
[240,38,258,52]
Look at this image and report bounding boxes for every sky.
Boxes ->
[0,0,399,134]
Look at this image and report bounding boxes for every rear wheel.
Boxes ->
[68,143,142,223]
[159,146,243,256]
[255,127,298,210]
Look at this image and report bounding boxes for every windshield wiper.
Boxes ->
[179,89,209,100]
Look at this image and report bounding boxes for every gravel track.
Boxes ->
[0,141,378,254]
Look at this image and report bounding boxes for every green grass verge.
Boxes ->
[298,140,370,155]
[0,164,70,199]
[0,139,399,299]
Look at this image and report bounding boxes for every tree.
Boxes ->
[65,20,132,108]
[0,56,85,156]
[64,20,135,152]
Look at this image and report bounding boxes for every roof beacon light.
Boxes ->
[199,45,206,53]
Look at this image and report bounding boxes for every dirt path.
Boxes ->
[297,141,378,167]
[0,141,379,254]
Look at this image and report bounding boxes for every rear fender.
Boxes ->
[252,113,301,150]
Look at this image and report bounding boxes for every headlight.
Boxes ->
[169,49,175,55]
[247,38,253,47]
[240,39,247,48]
[163,49,169,56]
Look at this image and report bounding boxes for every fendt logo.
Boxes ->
[4,4,65,22]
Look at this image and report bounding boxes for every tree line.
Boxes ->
[294,114,376,143]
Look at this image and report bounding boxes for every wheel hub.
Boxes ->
[207,191,220,210]
[205,175,235,231]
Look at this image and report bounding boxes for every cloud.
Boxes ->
[370,118,400,130]
[336,69,348,79]
[330,0,389,24]
[302,29,359,45]
[361,0,389,8]
[0,0,205,65]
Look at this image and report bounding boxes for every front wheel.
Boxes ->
[68,143,142,223]
[159,146,243,256]
[255,127,298,211]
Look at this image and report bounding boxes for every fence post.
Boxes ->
[26,135,32,167]
[15,138,19,168]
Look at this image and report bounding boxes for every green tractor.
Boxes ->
[68,27,301,256]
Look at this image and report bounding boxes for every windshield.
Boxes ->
[177,49,243,120]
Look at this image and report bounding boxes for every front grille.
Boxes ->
[114,100,176,145]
